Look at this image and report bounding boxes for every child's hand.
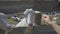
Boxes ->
[42,15,52,24]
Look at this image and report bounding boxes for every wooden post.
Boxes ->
[26,27,32,34]
[35,13,42,26]
[5,30,8,34]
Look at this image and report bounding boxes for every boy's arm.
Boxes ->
[42,15,60,34]
[49,21,60,34]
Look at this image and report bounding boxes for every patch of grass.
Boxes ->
[7,18,18,25]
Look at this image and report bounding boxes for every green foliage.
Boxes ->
[7,18,18,25]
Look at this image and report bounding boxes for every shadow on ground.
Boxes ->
[0,25,57,34]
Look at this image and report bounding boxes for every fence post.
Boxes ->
[5,30,8,34]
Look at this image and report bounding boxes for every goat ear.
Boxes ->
[35,11,41,13]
